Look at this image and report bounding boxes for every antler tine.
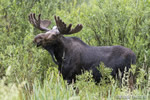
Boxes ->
[28,13,51,31]
[28,13,35,25]
[69,24,83,34]
[54,16,83,34]
[54,16,70,34]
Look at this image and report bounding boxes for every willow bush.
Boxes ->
[0,0,150,99]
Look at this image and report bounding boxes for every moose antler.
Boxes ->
[28,13,51,31]
[54,16,83,34]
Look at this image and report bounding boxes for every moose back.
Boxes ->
[29,13,136,83]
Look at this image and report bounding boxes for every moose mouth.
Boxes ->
[36,42,42,47]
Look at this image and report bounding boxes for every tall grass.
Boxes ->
[0,0,150,99]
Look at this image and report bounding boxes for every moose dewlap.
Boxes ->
[29,13,136,83]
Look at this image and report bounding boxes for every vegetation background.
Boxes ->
[0,0,150,99]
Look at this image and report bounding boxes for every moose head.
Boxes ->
[29,13,83,47]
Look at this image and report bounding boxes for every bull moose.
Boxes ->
[28,13,136,84]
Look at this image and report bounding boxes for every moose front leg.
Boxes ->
[61,63,77,84]
[57,64,74,84]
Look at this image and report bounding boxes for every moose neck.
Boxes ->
[43,36,68,65]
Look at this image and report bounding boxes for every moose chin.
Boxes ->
[29,13,136,84]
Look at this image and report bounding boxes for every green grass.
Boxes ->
[1,66,149,100]
[0,0,150,99]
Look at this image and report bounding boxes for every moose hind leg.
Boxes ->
[92,67,102,83]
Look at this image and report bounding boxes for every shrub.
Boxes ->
[0,0,149,99]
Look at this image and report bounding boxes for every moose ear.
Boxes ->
[40,20,51,28]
